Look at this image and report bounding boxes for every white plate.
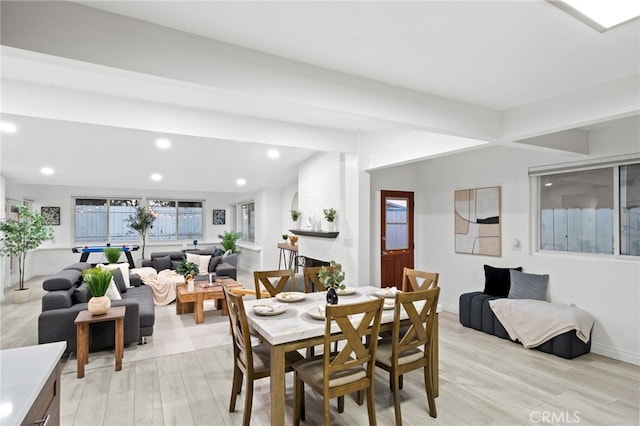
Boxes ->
[374,289,399,298]
[276,292,306,303]
[336,287,356,296]
[252,303,288,316]
[307,306,326,320]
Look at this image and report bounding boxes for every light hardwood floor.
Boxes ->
[2,274,639,425]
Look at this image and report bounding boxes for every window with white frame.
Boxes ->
[238,201,255,242]
[75,198,139,242]
[532,157,639,257]
[148,200,203,241]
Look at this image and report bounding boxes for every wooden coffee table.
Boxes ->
[176,278,245,324]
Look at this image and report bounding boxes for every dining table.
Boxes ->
[243,285,441,425]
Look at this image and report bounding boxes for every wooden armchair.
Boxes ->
[401,267,439,292]
[253,269,295,298]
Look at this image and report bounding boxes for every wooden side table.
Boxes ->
[74,306,126,378]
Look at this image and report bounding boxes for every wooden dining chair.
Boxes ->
[302,266,333,293]
[374,287,441,425]
[401,267,439,292]
[292,297,384,426]
[222,287,304,426]
[253,269,295,298]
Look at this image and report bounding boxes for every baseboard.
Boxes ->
[591,342,640,366]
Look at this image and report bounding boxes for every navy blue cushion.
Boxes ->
[483,265,522,297]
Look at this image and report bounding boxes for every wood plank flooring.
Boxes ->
[2,275,639,425]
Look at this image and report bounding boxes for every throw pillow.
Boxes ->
[508,270,549,301]
[99,263,131,288]
[105,278,122,300]
[483,265,523,297]
[153,255,172,272]
[223,249,232,257]
[186,252,212,274]
[111,267,127,294]
[72,283,91,304]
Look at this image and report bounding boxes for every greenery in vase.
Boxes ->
[0,205,53,291]
[290,209,301,222]
[103,247,121,264]
[318,260,345,291]
[82,267,113,297]
[323,208,337,222]
[126,206,156,259]
[218,231,244,253]
[176,260,199,281]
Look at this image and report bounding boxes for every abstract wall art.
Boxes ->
[41,206,61,226]
[454,186,501,256]
[212,209,226,225]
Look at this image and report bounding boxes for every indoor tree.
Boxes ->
[0,204,53,292]
[126,206,156,259]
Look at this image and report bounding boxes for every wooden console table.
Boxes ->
[74,306,126,378]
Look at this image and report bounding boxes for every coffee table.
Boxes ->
[175,278,245,324]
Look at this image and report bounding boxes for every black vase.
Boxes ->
[326,287,339,305]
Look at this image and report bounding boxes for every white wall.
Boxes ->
[0,174,5,301]
[371,143,640,365]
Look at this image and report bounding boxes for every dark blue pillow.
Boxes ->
[112,268,127,294]
[72,283,91,304]
[483,265,522,297]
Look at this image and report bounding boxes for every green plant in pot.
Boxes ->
[218,231,243,254]
[0,205,53,303]
[323,208,337,231]
[318,260,345,305]
[126,206,156,261]
[290,209,301,222]
[82,267,113,315]
[282,233,289,241]
[176,260,199,282]
[103,247,121,264]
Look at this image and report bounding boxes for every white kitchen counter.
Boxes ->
[0,341,66,425]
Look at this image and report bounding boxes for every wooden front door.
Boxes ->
[380,190,414,288]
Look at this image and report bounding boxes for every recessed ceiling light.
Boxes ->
[0,122,17,133]
[549,0,640,31]
[267,149,280,159]
[545,182,553,187]
[156,138,171,149]
[236,178,247,186]
[40,167,54,175]
[151,173,162,181]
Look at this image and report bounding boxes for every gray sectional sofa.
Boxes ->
[142,249,238,280]
[38,262,155,355]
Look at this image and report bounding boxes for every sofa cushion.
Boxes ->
[186,252,211,275]
[508,270,549,301]
[99,263,131,288]
[63,262,92,272]
[72,283,91,304]
[153,255,172,272]
[111,268,127,293]
[43,269,83,291]
[106,279,122,300]
[483,265,522,297]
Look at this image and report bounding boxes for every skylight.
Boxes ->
[550,0,640,32]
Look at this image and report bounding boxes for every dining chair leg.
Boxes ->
[242,378,254,426]
[423,365,437,418]
[229,366,242,411]
[323,396,331,426]
[338,396,344,412]
[294,375,303,425]
[399,374,403,390]
[392,373,402,426]
[357,390,364,405]
[366,387,377,426]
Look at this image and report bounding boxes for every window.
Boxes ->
[75,198,139,242]
[148,200,203,241]
[533,157,639,257]
[385,198,409,250]
[238,201,255,242]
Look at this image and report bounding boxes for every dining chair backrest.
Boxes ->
[324,297,384,391]
[253,269,294,298]
[302,266,334,293]
[223,286,253,370]
[392,287,440,358]
[401,267,439,292]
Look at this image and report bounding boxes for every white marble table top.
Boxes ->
[243,286,441,346]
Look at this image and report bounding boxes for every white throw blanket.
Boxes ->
[488,299,593,349]
[130,267,183,306]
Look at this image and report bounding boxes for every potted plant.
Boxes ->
[290,209,301,225]
[126,206,156,261]
[323,208,337,231]
[103,247,121,264]
[176,259,199,292]
[218,231,244,253]
[82,267,113,315]
[318,260,345,305]
[282,233,289,241]
[0,205,53,303]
